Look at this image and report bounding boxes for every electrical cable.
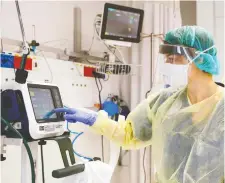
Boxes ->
[101,135,104,162]
[94,76,103,110]
[34,39,70,56]
[102,41,123,64]
[143,147,147,183]
[145,33,162,98]
[40,144,45,183]
[115,47,127,64]
[98,78,105,162]
[94,22,123,63]
[41,39,69,45]
[142,32,165,183]
[88,33,95,53]
[39,51,53,83]
[143,89,153,183]
[143,46,161,178]
[98,78,103,108]
[85,59,96,65]
[94,20,124,63]
[145,90,151,98]
[88,16,99,53]
[142,32,164,181]
[88,14,102,53]
[94,75,105,162]
[98,78,102,92]
[37,39,70,51]
[1,117,36,183]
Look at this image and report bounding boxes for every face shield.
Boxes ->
[155,44,197,88]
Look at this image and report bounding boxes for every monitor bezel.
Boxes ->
[100,3,144,43]
[28,84,63,123]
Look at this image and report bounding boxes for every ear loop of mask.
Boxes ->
[183,48,194,64]
[179,48,193,85]
[182,48,193,76]
[182,45,216,84]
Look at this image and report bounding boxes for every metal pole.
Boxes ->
[32,25,36,41]
[15,0,26,44]
[74,7,81,53]
[150,33,153,89]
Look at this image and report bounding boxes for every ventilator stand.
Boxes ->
[48,133,85,179]
[1,133,87,183]
[39,133,86,180]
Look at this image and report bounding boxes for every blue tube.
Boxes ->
[66,121,79,135]
[71,132,92,161]
[63,106,92,160]
[43,110,55,119]
[66,120,92,161]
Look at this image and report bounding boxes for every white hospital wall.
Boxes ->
[1,1,119,53]
[0,1,130,183]
[197,0,224,82]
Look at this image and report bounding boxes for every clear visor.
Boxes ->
[152,44,196,89]
[159,44,197,64]
[163,54,189,65]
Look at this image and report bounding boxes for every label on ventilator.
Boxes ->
[39,124,63,132]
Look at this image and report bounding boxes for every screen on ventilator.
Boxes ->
[105,8,140,38]
[29,87,57,120]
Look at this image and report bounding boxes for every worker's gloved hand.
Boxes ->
[50,108,98,126]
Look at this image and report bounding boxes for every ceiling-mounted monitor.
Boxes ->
[100,3,144,47]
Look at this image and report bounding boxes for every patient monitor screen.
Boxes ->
[105,8,140,38]
[29,88,56,120]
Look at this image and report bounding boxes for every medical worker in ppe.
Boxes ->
[50,26,224,183]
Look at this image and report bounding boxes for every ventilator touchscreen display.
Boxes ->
[29,88,56,120]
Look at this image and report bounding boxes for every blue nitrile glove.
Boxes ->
[47,108,98,126]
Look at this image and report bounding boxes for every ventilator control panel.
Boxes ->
[28,84,64,123]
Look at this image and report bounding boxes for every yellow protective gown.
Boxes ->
[90,86,224,183]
